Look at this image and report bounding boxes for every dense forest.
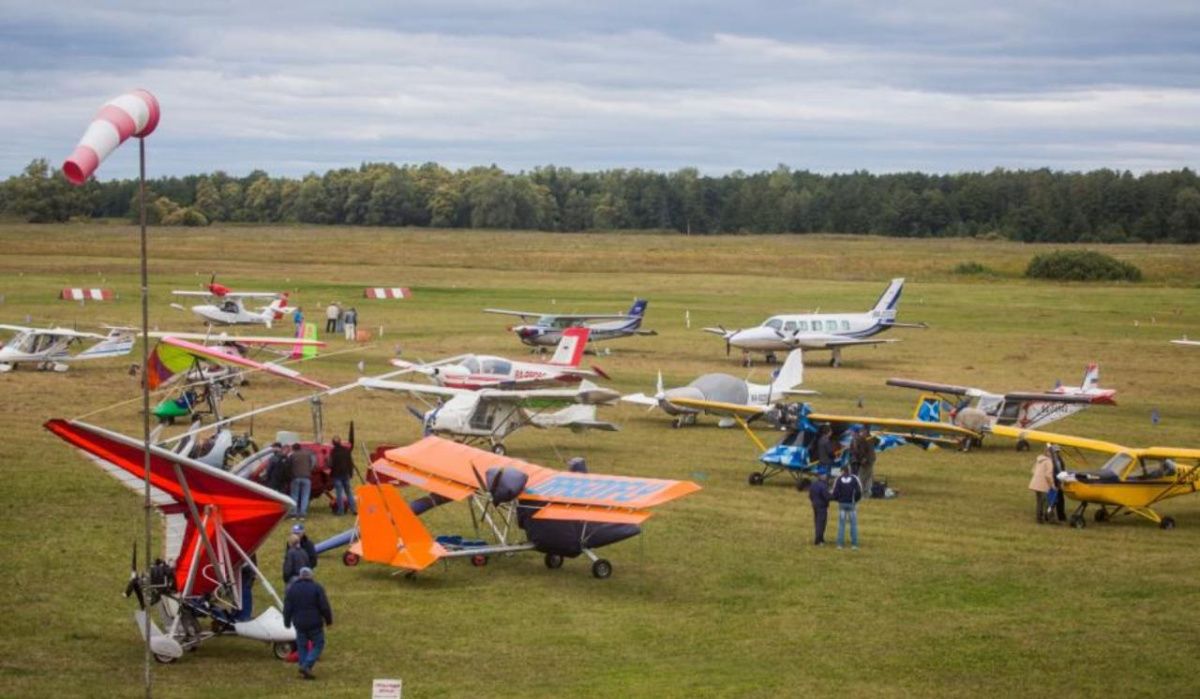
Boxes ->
[2,158,1199,242]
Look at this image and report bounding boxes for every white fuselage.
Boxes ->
[0,328,134,370]
[192,299,273,327]
[728,310,894,352]
[426,355,581,390]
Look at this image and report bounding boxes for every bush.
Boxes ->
[952,261,995,275]
[1025,250,1142,282]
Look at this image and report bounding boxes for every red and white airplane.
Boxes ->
[389,327,609,390]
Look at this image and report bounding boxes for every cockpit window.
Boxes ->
[795,321,808,332]
[764,318,784,330]
[481,359,512,375]
[1098,452,1134,479]
[783,321,796,332]
[1130,458,1177,481]
[461,357,480,373]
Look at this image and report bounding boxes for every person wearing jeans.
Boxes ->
[831,468,863,549]
[283,567,333,680]
[329,435,356,516]
[287,443,316,518]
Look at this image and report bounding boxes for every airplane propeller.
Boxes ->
[651,370,666,411]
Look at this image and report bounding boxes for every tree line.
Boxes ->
[3,158,1199,242]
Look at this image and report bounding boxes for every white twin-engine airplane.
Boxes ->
[622,349,814,428]
[389,327,608,390]
[703,278,924,367]
[0,324,135,372]
[171,291,293,328]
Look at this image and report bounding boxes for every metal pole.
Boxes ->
[139,137,153,697]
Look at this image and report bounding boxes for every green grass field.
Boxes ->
[1,224,1198,698]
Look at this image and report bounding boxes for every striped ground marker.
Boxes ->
[60,288,114,301]
[364,287,412,299]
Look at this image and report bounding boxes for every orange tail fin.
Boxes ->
[355,485,444,571]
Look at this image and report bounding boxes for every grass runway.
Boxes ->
[0,224,1198,697]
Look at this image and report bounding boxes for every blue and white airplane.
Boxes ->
[703,279,924,367]
[484,298,656,349]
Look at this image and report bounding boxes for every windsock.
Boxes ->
[62,90,160,185]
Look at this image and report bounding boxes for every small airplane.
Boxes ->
[330,436,700,578]
[888,363,1117,450]
[45,419,298,663]
[358,377,620,454]
[484,298,656,349]
[991,424,1200,530]
[146,335,328,426]
[1172,337,1199,347]
[0,324,134,372]
[662,396,978,489]
[621,349,815,428]
[703,278,924,366]
[389,327,609,390]
[171,277,293,327]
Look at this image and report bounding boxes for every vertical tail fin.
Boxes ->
[627,298,648,323]
[1080,362,1100,390]
[769,349,805,392]
[870,279,905,318]
[549,327,590,366]
[354,484,443,571]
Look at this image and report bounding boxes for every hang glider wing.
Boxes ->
[148,336,329,391]
[988,425,1128,454]
[150,331,324,348]
[371,437,700,524]
[45,419,293,596]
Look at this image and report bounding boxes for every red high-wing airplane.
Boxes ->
[45,419,298,663]
[338,436,701,579]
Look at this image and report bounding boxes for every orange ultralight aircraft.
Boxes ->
[342,436,701,579]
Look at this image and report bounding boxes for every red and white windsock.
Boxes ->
[62,90,160,185]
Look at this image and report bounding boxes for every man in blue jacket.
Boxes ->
[831,469,863,549]
[283,567,333,680]
[808,473,832,546]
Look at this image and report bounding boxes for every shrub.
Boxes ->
[1025,250,1142,282]
[952,261,994,275]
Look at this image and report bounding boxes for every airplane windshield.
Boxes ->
[480,359,512,375]
[461,357,480,373]
[1129,458,1177,481]
[1098,452,1134,479]
[764,318,783,330]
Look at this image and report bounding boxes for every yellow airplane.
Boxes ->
[992,425,1200,529]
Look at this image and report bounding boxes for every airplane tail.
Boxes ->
[261,294,291,327]
[549,327,590,366]
[1080,362,1100,391]
[354,483,443,571]
[869,278,905,320]
[75,327,136,360]
[627,298,649,327]
[769,349,805,393]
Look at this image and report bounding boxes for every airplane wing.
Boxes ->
[358,377,465,399]
[151,337,329,390]
[480,381,619,406]
[0,325,106,340]
[620,392,660,407]
[820,338,898,348]
[1171,339,1199,347]
[483,308,545,319]
[1141,447,1200,460]
[149,331,324,347]
[483,308,634,321]
[221,292,283,299]
[371,436,700,524]
[45,419,294,597]
[886,378,975,396]
[988,425,1129,454]
[1003,391,1106,405]
[171,290,217,298]
[805,411,980,439]
[664,397,768,418]
[0,324,34,333]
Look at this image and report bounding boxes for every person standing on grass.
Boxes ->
[282,534,308,586]
[324,302,340,334]
[1029,445,1056,524]
[832,468,863,549]
[292,306,304,333]
[815,424,838,477]
[343,307,358,342]
[849,426,877,498]
[288,443,316,518]
[265,442,291,494]
[808,473,832,546]
[283,567,333,681]
[291,522,319,569]
[329,435,356,516]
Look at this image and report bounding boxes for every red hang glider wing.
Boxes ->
[161,336,329,390]
[45,419,293,596]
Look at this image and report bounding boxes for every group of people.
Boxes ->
[323,302,359,341]
[280,523,333,681]
[262,436,357,519]
[807,424,877,549]
[1029,444,1067,524]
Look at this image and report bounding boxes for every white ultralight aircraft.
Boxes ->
[171,290,293,328]
[703,278,923,366]
[0,324,134,372]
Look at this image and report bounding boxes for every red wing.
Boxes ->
[161,336,329,390]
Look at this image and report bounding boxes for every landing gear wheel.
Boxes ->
[342,551,360,567]
[1160,516,1176,530]
[796,477,811,492]
[1016,439,1031,452]
[1094,509,1109,523]
[153,653,178,665]
[470,554,489,567]
[544,553,564,569]
[273,642,295,661]
[591,559,613,579]
[748,472,765,486]
[1069,514,1086,529]
[491,443,506,456]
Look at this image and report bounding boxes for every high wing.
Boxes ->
[360,377,618,405]
[370,436,700,524]
[886,378,977,396]
[662,397,768,418]
[45,419,293,597]
[151,337,329,390]
[172,291,280,299]
[1003,391,1106,404]
[988,425,1128,454]
[816,337,898,348]
[0,324,106,340]
[483,308,635,321]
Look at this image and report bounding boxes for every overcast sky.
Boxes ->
[1,1,1198,179]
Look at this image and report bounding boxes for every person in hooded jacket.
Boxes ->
[283,566,332,680]
[282,534,309,586]
[832,469,863,549]
[808,473,832,546]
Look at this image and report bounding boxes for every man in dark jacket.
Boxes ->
[282,534,309,586]
[831,469,863,549]
[264,443,290,494]
[288,443,316,518]
[849,427,877,497]
[283,567,332,680]
[815,424,838,476]
[329,435,356,516]
[808,473,832,546]
[291,522,318,569]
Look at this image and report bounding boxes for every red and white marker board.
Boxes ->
[60,288,114,301]
[364,287,412,299]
